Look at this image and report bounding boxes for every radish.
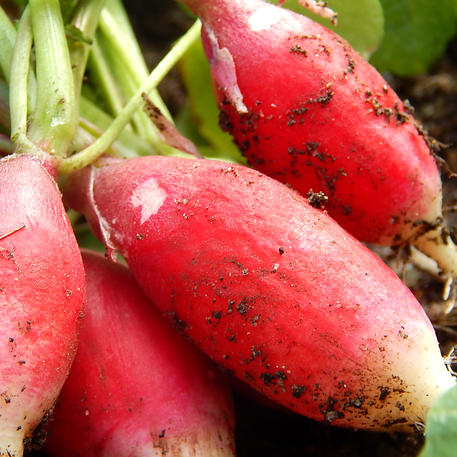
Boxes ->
[0,154,85,457]
[180,0,457,278]
[63,155,454,431]
[44,249,235,457]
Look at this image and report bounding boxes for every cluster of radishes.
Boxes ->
[1,0,456,456]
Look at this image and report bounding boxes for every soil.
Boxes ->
[32,2,457,456]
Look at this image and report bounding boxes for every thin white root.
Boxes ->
[428,292,457,322]
[409,246,455,301]
[410,226,457,320]
[409,245,442,278]
[413,225,457,279]
[444,346,457,376]
[443,276,454,302]
[297,0,338,25]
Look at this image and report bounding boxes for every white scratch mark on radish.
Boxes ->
[131,177,167,225]
[203,24,248,114]
[88,166,119,261]
[248,4,289,31]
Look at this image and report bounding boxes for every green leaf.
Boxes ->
[419,384,457,457]
[178,39,246,164]
[267,0,385,59]
[370,0,457,76]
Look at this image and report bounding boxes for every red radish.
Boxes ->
[44,249,235,457]
[0,154,85,457]
[63,155,454,431]
[181,0,457,277]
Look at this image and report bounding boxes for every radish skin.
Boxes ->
[45,250,235,457]
[181,0,457,277]
[0,154,85,457]
[63,155,455,431]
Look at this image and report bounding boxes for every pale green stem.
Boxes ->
[100,0,171,119]
[100,3,148,79]
[76,119,118,157]
[96,31,155,141]
[88,40,126,117]
[79,95,152,157]
[28,0,77,158]
[59,19,201,174]
[69,0,107,100]
[9,6,40,155]
[0,5,37,118]
[0,6,17,83]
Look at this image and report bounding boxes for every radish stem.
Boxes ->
[68,0,107,101]
[0,7,17,83]
[27,0,77,157]
[96,5,168,145]
[87,41,127,118]
[0,2,149,162]
[99,0,171,120]
[59,19,201,174]
[95,31,156,143]
[0,5,36,129]
[9,6,40,156]
[79,96,153,157]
